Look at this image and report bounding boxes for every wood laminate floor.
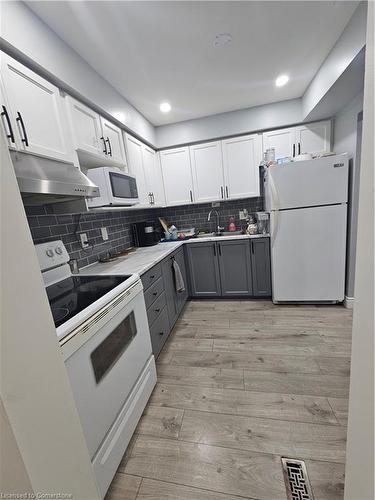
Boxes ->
[106,300,352,500]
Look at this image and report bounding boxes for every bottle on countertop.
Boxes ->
[228,216,236,232]
[246,216,258,235]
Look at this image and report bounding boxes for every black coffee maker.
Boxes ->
[132,221,160,247]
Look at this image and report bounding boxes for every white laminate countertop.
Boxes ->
[80,234,270,277]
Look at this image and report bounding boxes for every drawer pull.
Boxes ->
[150,275,155,279]
[155,308,161,313]
[159,331,164,336]
[153,291,158,296]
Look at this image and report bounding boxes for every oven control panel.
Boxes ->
[35,240,70,271]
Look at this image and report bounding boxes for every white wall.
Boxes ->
[344,2,374,497]
[302,2,367,118]
[0,130,100,498]
[333,91,364,299]
[155,98,302,148]
[0,1,156,145]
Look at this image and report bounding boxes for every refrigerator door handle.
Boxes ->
[271,209,280,247]
[269,171,281,210]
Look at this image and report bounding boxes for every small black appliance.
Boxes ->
[132,221,159,247]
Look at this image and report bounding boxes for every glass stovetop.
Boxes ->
[46,275,131,328]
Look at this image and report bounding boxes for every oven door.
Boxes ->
[63,286,152,458]
[107,170,139,205]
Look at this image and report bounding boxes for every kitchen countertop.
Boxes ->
[80,233,270,277]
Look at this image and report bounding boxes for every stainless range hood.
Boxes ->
[10,151,100,205]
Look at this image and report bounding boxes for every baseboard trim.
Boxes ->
[344,296,355,309]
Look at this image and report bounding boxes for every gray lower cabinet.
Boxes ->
[251,238,272,296]
[186,237,271,298]
[161,253,179,328]
[149,307,170,358]
[186,242,221,297]
[217,240,253,296]
[174,247,188,314]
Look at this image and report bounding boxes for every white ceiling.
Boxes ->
[27,1,359,126]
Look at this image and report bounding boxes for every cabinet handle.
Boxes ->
[221,186,224,198]
[292,144,295,157]
[189,190,193,202]
[225,186,229,198]
[1,105,15,143]
[159,331,164,336]
[213,244,216,256]
[150,275,155,279]
[155,308,160,313]
[153,291,158,296]
[100,136,107,154]
[218,244,222,256]
[106,137,112,156]
[251,241,254,254]
[151,192,155,204]
[16,112,28,146]
[298,142,301,155]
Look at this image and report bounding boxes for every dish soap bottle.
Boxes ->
[228,216,236,232]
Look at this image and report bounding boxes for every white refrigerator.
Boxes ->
[264,154,349,303]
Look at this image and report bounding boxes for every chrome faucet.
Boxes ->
[208,209,224,234]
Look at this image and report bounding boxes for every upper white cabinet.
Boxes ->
[67,98,103,156]
[67,96,127,168]
[124,134,148,205]
[222,134,262,199]
[124,133,165,206]
[263,127,296,160]
[143,145,165,206]
[190,141,225,203]
[262,120,332,160]
[295,122,332,155]
[160,147,194,206]
[1,54,71,162]
[100,117,126,164]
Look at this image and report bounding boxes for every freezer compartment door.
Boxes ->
[268,155,348,210]
[271,204,347,302]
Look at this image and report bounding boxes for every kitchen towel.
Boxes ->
[172,259,185,293]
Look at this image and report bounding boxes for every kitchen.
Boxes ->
[0,2,373,500]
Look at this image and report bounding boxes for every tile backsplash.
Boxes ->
[26,196,263,269]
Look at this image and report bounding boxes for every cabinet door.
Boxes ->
[143,147,165,206]
[217,240,253,296]
[0,78,17,150]
[161,255,179,328]
[2,55,69,162]
[222,134,261,200]
[251,238,272,297]
[67,97,103,156]
[190,141,225,203]
[186,243,221,297]
[263,127,296,160]
[100,117,126,165]
[160,147,194,206]
[174,248,188,313]
[124,133,149,205]
[295,121,332,155]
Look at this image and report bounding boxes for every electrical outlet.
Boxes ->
[239,209,248,220]
[211,201,220,208]
[80,233,89,248]
[101,227,109,241]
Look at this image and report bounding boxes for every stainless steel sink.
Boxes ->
[216,231,243,236]
[195,231,244,238]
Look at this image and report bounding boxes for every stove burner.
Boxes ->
[51,307,70,324]
[46,274,131,328]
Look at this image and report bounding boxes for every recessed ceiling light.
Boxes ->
[160,102,171,113]
[275,74,289,87]
[213,33,233,48]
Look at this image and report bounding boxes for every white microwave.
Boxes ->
[86,167,139,207]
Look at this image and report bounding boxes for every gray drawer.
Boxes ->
[141,263,162,291]
[149,306,170,358]
[144,276,164,309]
[147,291,167,326]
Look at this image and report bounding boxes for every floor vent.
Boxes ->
[281,457,314,500]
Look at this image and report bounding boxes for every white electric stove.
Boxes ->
[35,240,157,498]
